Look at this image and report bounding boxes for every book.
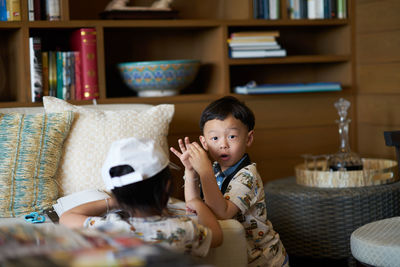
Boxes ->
[234,81,342,94]
[337,0,346,19]
[29,37,43,102]
[74,51,82,100]
[34,0,41,20]
[48,51,57,97]
[230,44,281,50]
[27,0,34,20]
[269,0,279,19]
[315,0,324,19]
[42,51,49,97]
[70,28,99,100]
[6,0,20,21]
[228,36,276,43]
[330,0,337,18]
[46,0,60,20]
[56,51,63,99]
[69,51,75,100]
[230,49,286,58]
[0,0,7,21]
[230,31,279,38]
[228,41,279,48]
[62,51,71,100]
[307,0,316,19]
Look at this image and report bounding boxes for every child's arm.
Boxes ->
[59,197,117,228]
[187,142,240,220]
[186,198,223,248]
[170,137,201,201]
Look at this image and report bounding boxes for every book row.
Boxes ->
[253,0,347,20]
[0,0,60,21]
[0,0,20,21]
[29,28,99,102]
[28,0,61,21]
[228,31,287,58]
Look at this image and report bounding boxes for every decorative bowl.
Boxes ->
[117,59,200,97]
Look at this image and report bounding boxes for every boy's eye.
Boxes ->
[228,135,236,139]
[211,137,218,141]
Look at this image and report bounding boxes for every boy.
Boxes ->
[60,137,222,257]
[170,96,288,267]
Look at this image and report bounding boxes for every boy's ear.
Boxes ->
[247,130,254,147]
[199,135,208,151]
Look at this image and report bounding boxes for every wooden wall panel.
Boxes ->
[357,124,396,159]
[357,95,400,125]
[357,63,400,94]
[356,0,400,163]
[356,31,400,64]
[356,0,400,33]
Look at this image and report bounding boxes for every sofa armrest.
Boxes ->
[204,219,247,267]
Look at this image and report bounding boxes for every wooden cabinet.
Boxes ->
[0,0,356,196]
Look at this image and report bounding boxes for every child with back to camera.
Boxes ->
[170,96,288,266]
[60,137,222,257]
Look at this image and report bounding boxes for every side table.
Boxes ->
[264,177,400,265]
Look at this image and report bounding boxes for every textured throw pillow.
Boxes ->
[0,111,74,217]
[43,96,175,195]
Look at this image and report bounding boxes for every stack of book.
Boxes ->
[228,31,286,59]
[29,28,99,102]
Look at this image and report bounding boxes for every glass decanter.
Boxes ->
[328,98,363,171]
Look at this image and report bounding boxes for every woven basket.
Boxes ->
[295,158,398,188]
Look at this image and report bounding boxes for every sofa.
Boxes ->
[0,97,247,267]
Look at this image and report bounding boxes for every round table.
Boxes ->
[264,177,400,262]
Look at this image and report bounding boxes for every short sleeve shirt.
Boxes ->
[218,162,287,267]
[84,212,212,257]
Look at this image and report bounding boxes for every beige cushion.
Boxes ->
[43,96,174,195]
[351,216,400,267]
[0,111,74,217]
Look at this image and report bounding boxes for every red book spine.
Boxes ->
[74,51,82,100]
[70,28,99,100]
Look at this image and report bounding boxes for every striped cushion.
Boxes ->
[0,111,74,217]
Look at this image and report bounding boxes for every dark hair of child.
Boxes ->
[199,96,255,132]
[110,165,173,216]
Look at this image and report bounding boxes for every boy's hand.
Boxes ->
[187,142,212,174]
[170,137,194,171]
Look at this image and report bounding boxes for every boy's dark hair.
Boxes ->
[110,166,172,216]
[200,96,255,132]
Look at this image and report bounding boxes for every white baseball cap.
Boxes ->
[102,137,170,191]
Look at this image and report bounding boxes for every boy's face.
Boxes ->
[199,114,254,171]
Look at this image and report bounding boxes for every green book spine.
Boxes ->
[56,51,63,99]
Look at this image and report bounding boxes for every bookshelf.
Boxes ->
[0,0,356,195]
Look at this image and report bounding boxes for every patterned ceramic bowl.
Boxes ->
[117,59,200,97]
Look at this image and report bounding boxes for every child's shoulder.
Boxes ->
[238,162,259,176]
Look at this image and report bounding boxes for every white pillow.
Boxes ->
[43,96,174,195]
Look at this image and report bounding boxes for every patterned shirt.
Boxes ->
[84,212,212,257]
[214,159,287,267]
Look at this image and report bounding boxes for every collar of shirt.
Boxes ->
[213,154,248,190]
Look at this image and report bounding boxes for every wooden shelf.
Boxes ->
[0,0,356,188]
[228,55,351,65]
